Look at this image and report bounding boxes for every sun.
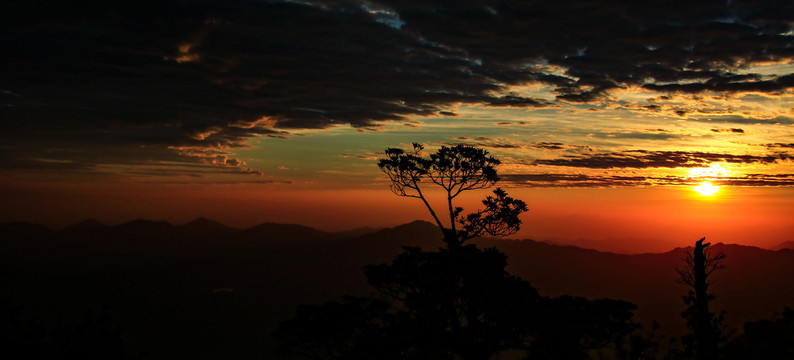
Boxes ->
[688,164,728,196]
[693,181,719,196]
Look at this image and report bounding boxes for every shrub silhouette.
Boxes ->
[274,143,638,359]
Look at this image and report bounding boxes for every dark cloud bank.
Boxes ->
[531,150,791,169]
[2,0,793,175]
[501,173,794,188]
[504,149,794,187]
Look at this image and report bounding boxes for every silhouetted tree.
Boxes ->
[274,246,542,360]
[274,144,638,360]
[723,307,794,360]
[378,143,527,248]
[530,295,638,360]
[677,238,726,360]
[274,244,639,360]
[273,296,397,360]
[363,245,541,359]
[0,306,129,360]
[617,321,663,360]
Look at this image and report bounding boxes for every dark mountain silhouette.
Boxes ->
[2,219,792,359]
[0,221,55,253]
[330,226,383,239]
[772,240,794,250]
[0,221,54,239]
[237,222,383,244]
[179,217,237,236]
[112,219,176,232]
[61,219,107,233]
[369,219,442,243]
[237,222,332,243]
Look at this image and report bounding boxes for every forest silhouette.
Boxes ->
[1,144,793,359]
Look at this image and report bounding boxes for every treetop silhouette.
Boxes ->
[378,143,527,248]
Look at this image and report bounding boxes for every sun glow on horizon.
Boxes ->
[694,181,720,196]
[688,164,729,197]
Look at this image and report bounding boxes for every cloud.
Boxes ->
[711,128,745,133]
[595,129,684,141]
[449,136,493,141]
[2,0,793,174]
[691,115,794,125]
[643,74,794,94]
[501,173,794,188]
[525,142,594,152]
[529,142,565,150]
[531,150,791,169]
[341,153,379,160]
[484,95,553,108]
[766,143,794,149]
[440,137,522,149]
[501,173,674,188]
[206,180,293,185]
[168,146,264,176]
[494,121,537,126]
[442,138,594,152]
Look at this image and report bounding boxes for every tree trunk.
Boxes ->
[692,238,718,360]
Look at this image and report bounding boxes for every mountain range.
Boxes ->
[1,218,792,359]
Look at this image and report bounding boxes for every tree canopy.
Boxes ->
[378,143,527,248]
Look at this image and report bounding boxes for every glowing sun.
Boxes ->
[694,181,719,196]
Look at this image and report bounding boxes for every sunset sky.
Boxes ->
[2,0,793,252]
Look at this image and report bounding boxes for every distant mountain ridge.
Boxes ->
[772,240,794,250]
[2,218,790,252]
[4,218,790,252]
[62,219,107,232]
[0,220,54,238]
[179,217,237,234]
[0,218,384,242]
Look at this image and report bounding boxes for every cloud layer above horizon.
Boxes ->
[2,0,793,186]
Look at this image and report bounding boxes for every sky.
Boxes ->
[2,0,794,252]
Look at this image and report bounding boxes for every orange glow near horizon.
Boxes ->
[2,181,793,254]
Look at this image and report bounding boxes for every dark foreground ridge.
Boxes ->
[1,219,793,359]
